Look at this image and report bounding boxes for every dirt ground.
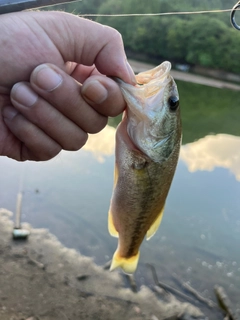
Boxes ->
[0,209,205,320]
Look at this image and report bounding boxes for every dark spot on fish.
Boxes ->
[132,160,148,170]
[168,96,179,111]
[131,150,149,170]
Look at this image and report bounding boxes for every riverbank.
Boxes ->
[128,59,240,91]
[0,209,204,320]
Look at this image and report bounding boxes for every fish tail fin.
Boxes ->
[110,250,140,274]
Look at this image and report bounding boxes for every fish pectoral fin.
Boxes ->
[108,211,119,238]
[146,206,165,240]
[131,150,149,170]
[110,250,140,274]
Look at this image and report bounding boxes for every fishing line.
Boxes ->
[80,8,235,18]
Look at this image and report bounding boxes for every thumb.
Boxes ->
[31,11,136,84]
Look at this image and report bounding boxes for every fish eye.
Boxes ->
[168,96,179,111]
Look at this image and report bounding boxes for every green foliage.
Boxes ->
[177,81,240,143]
[184,17,229,68]
[108,81,240,145]
[59,0,240,74]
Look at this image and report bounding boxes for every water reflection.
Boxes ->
[0,125,240,318]
[181,134,240,181]
[83,125,115,163]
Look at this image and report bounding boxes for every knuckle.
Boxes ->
[62,132,88,151]
[9,113,62,161]
[42,145,62,160]
[105,25,123,45]
[108,27,122,41]
[34,144,62,161]
[87,117,107,134]
[115,30,123,43]
[21,144,61,162]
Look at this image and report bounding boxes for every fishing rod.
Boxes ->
[0,0,240,31]
[0,0,78,14]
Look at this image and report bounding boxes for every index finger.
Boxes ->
[30,12,136,84]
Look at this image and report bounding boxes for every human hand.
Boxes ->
[0,11,135,161]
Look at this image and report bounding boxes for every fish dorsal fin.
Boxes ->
[108,211,119,238]
[146,206,165,240]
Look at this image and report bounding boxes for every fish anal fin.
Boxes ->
[108,211,119,238]
[110,250,140,274]
[146,206,165,240]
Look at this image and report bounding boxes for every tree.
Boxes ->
[57,0,240,74]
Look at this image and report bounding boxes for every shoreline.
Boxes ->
[0,209,204,320]
[128,59,240,91]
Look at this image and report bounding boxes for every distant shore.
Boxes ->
[128,59,240,91]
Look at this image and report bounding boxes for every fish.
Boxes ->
[108,61,182,274]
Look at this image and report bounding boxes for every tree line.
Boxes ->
[61,0,240,74]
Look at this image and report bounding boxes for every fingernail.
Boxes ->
[126,61,136,84]
[82,80,108,104]
[12,83,38,107]
[33,65,63,91]
[2,106,18,120]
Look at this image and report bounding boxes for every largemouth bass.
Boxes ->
[108,61,182,274]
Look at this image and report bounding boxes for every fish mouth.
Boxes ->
[115,61,179,163]
[134,61,172,98]
[136,61,172,85]
[114,61,174,113]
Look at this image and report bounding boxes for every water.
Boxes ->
[1,79,240,318]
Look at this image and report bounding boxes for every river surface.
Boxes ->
[1,75,240,319]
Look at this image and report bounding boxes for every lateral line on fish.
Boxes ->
[127,166,154,256]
